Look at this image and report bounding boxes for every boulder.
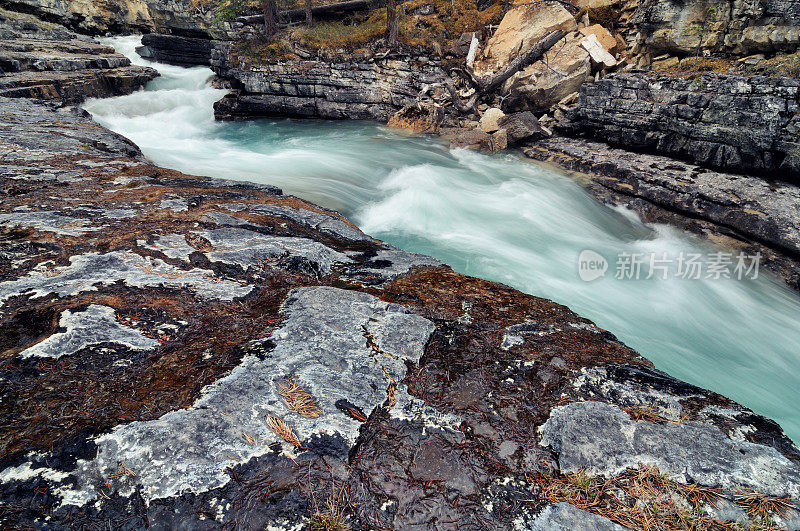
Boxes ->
[480,107,506,133]
[475,2,577,75]
[580,24,618,53]
[581,33,617,68]
[502,32,591,113]
[449,127,507,152]
[498,111,544,144]
[491,128,508,150]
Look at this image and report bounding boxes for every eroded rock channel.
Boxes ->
[1,89,800,528]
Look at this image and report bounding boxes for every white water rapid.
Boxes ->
[85,36,800,442]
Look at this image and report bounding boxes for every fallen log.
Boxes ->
[443,29,567,114]
[236,0,372,24]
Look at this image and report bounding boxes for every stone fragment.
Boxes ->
[540,401,800,498]
[449,127,508,152]
[581,33,617,68]
[498,111,544,144]
[491,128,508,150]
[580,23,618,53]
[480,107,506,133]
[525,502,629,530]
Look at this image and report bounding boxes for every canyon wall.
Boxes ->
[562,72,800,183]
[630,0,800,55]
[0,0,221,37]
[211,46,448,121]
[0,7,157,101]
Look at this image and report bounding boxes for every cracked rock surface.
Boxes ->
[1,95,800,528]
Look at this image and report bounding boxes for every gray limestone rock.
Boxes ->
[19,304,159,359]
[0,251,253,303]
[57,286,434,505]
[539,401,800,498]
[522,502,630,530]
[562,73,800,183]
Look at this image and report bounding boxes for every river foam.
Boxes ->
[84,36,800,443]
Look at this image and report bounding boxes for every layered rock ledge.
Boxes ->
[211,45,448,121]
[136,32,217,66]
[2,96,800,528]
[524,137,800,291]
[0,8,157,102]
[0,0,220,37]
[631,0,800,56]
[561,72,800,183]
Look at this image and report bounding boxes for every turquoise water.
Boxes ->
[85,36,800,443]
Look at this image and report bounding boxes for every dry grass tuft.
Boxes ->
[682,482,723,508]
[734,489,797,520]
[309,477,351,531]
[278,379,322,418]
[292,15,384,50]
[265,415,302,447]
[535,465,795,530]
[290,0,503,51]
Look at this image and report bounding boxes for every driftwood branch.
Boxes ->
[443,81,480,114]
[474,29,566,93]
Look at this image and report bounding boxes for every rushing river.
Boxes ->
[85,36,800,442]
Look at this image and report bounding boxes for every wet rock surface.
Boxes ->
[561,72,800,183]
[523,137,800,291]
[2,96,800,529]
[0,8,157,102]
[136,32,217,66]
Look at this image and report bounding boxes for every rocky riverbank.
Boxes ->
[188,0,800,294]
[524,137,800,291]
[2,87,800,530]
[560,72,800,183]
[0,8,157,102]
[1,0,800,527]
[211,44,448,121]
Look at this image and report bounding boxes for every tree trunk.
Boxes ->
[305,0,313,25]
[386,0,399,46]
[263,0,278,37]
